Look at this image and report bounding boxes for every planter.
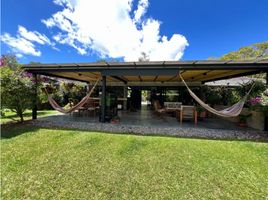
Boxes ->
[237,122,247,127]
[212,105,266,131]
[199,111,207,118]
[111,119,120,124]
[247,111,265,131]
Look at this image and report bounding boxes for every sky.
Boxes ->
[1,0,268,64]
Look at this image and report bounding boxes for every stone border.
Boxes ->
[30,119,268,142]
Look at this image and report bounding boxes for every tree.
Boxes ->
[1,54,19,70]
[138,52,150,61]
[0,55,35,122]
[219,41,268,78]
[220,41,268,60]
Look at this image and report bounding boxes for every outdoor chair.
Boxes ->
[78,98,98,117]
[68,98,79,116]
[153,100,166,114]
[180,105,197,125]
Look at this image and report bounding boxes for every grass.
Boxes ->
[1,125,268,199]
[0,109,58,124]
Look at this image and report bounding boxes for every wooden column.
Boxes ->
[100,75,106,122]
[123,86,127,110]
[32,73,38,120]
[265,72,268,131]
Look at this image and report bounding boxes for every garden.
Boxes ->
[1,125,268,199]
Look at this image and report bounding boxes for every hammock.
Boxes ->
[179,74,255,117]
[45,78,100,114]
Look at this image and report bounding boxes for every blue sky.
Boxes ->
[1,0,268,64]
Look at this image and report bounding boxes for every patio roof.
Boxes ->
[206,77,267,87]
[23,59,268,84]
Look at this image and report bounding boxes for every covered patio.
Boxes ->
[32,106,267,141]
[24,59,268,131]
[37,105,251,130]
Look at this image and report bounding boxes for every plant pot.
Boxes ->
[237,122,247,127]
[111,119,120,124]
[199,111,207,118]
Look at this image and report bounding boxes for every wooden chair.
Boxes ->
[68,98,79,116]
[78,98,98,117]
[180,105,197,125]
[86,98,99,117]
[153,100,166,114]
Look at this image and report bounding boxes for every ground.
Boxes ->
[1,110,58,124]
[1,124,268,199]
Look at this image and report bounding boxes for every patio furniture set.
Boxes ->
[154,101,198,125]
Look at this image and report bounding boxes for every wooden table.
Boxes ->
[165,106,197,125]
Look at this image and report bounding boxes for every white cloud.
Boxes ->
[18,25,52,45]
[42,0,188,61]
[41,18,56,28]
[16,53,24,58]
[1,26,57,57]
[134,0,149,23]
[1,33,41,56]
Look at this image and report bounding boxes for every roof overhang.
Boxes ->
[23,60,268,85]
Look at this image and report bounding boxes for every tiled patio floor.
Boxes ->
[38,106,252,131]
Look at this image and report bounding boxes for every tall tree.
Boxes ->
[220,41,268,60]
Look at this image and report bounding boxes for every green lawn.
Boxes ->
[0,110,58,124]
[1,125,268,199]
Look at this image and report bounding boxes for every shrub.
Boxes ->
[0,63,35,122]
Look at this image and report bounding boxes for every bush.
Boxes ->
[0,63,35,122]
[202,86,223,106]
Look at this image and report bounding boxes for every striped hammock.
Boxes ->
[45,78,100,114]
[179,74,255,117]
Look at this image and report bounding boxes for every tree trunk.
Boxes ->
[18,111,24,122]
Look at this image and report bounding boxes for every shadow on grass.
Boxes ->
[1,110,57,124]
[2,112,31,119]
[1,123,41,139]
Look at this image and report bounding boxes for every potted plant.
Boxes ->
[249,95,268,130]
[111,116,120,124]
[238,113,252,127]
[196,106,207,119]
[249,96,268,116]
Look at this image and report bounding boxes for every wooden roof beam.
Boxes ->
[111,76,128,84]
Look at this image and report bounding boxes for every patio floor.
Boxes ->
[38,106,251,131]
[32,106,268,141]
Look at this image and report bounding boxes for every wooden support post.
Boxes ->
[180,109,183,124]
[32,73,38,120]
[265,72,268,131]
[123,86,127,110]
[194,110,197,125]
[101,75,106,122]
[200,85,205,101]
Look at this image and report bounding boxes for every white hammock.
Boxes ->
[179,74,254,117]
[45,78,100,114]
